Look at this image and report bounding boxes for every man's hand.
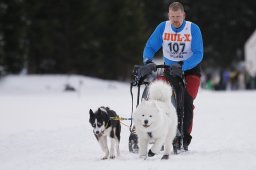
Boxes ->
[169,63,183,77]
[137,63,157,78]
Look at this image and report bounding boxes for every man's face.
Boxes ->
[168,9,185,28]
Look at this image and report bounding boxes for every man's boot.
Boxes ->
[183,133,192,151]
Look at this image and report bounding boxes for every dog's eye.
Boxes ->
[92,123,96,127]
[97,122,102,126]
[142,114,145,117]
[149,115,152,117]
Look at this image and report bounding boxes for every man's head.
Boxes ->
[168,2,185,28]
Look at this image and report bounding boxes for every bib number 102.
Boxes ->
[168,42,185,52]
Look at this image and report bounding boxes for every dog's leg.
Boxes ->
[150,138,164,156]
[161,138,171,160]
[109,138,116,159]
[138,135,148,159]
[162,126,176,159]
[115,138,120,156]
[99,136,109,160]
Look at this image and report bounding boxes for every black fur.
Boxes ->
[89,106,121,159]
[89,107,121,141]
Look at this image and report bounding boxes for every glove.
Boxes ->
[137,63,157,78]
[169,63,183,77]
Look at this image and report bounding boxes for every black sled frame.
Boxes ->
[129,65,172,153]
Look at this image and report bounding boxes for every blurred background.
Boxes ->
[0,0,256,90]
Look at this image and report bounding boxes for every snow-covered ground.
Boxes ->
[0,75,256,170]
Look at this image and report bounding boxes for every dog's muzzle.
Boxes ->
[143,124,151,128]
[94,130,104,137]
[143,120,151,128]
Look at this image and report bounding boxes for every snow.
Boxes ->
[0,75,256,170]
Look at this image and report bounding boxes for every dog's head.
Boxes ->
[89,107,109,137]
[133,100,162,131]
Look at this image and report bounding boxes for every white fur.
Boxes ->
[133,80,177,159]
[97,127,120,159]
[90,108,120,160]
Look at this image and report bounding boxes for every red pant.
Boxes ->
[184,75,201,134]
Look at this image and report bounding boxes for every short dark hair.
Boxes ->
[169,2,184,12]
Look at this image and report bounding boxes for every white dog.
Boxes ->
[133,80,177,160]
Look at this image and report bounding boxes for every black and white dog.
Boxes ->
[89,107,121,159]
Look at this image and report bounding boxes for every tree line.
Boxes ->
[0,0,255,80]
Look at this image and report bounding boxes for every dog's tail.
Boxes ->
[148,80,172,103]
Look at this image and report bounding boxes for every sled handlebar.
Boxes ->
[134,64,170,70]
[131,64,170,86]
[155,64,170,69]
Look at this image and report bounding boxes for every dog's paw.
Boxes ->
[101,156,108,160]
[148,149,155,157]
[109,155,115,159]
[161,155,169,160]
[139,155,147,160]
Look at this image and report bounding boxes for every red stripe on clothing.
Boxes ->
[185,75,200,134]
[185,75,200,99]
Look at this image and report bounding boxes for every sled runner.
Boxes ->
[129,64,185,154]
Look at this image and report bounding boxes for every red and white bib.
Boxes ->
[162,21,193,61]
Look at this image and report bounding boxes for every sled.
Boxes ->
[128,64,184,154]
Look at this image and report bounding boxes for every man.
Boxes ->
[139,1,203,152]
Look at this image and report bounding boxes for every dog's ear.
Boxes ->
[89,109,94,116]
[97,108,101,114]
[89,109,95,123]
